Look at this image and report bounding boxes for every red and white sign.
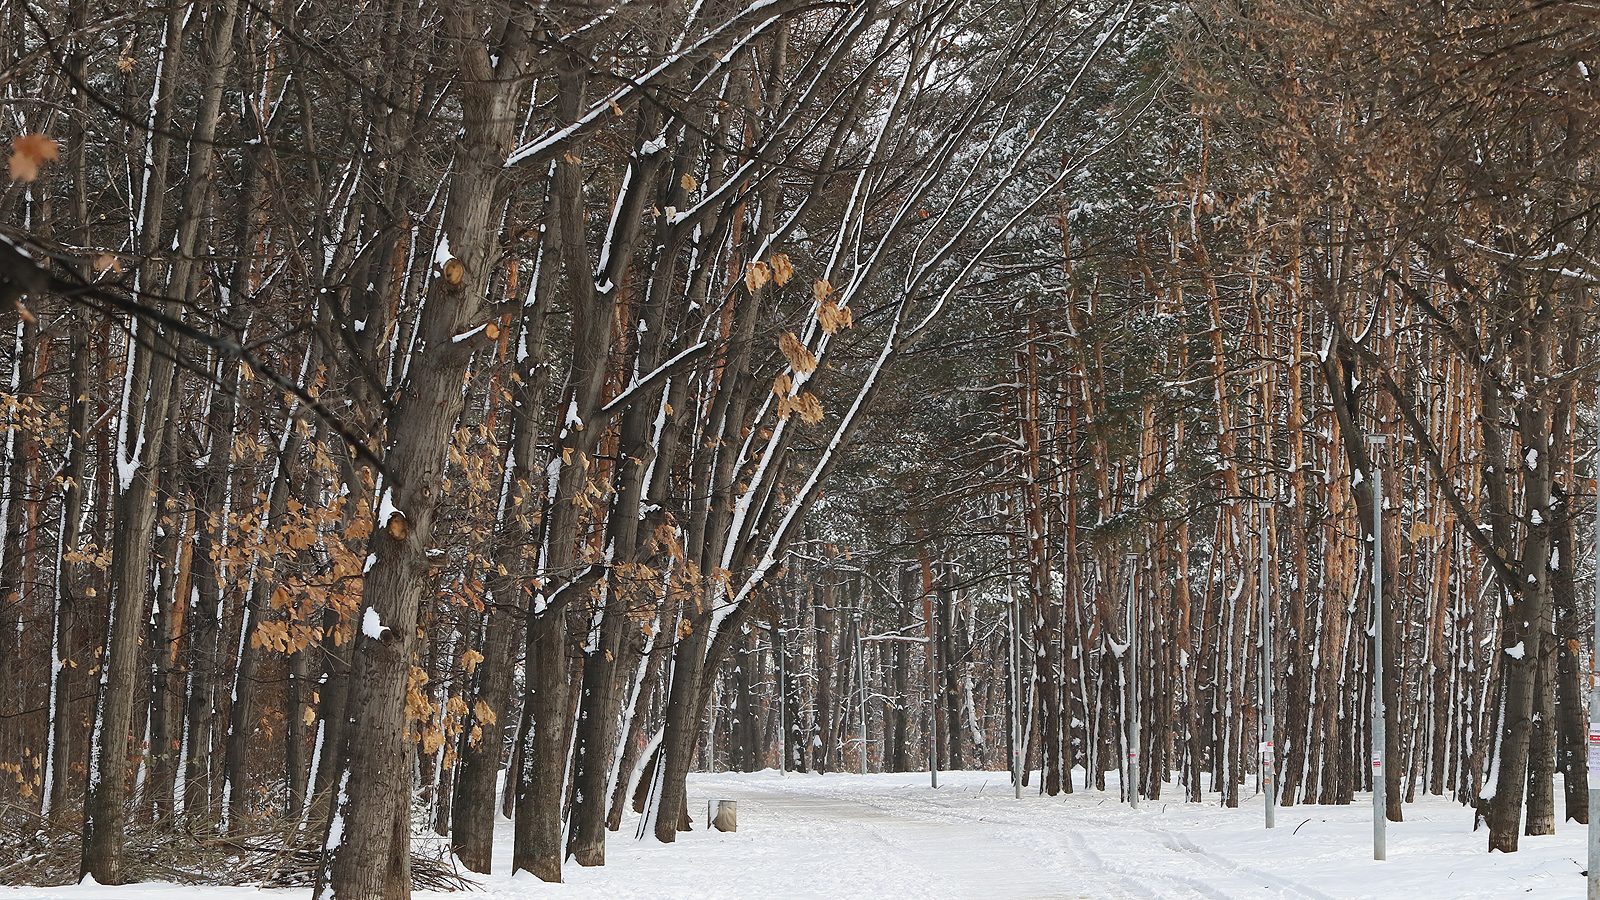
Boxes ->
[1588,724,1600,778]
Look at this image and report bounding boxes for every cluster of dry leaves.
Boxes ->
[9,133,57,182]
[742,255,857,426]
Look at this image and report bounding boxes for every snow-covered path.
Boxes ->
[766,781,1331,899]
[694,777,1311,899]
[599,771,1575,900]
[4,770,1585,899]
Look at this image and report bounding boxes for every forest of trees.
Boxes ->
[0,0,1597,897]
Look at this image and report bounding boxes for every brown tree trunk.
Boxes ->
[814,580,835,774]
[1524,630,1557,836]
[80,0,195,877]
[566,203,680,860]
[1484,288,1554,853]
[325,8,532,896]
[607,606,669,831]
[889,569,913,773]
[1553,490,1589,822]
[938,578,964,771]
[452,189,556,877]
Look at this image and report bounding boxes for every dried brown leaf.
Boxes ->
[794,392,824,424]
[770,253,794,286]
[778,331,816,374]
[9,133,58,182]
[745,260,771,292]
[817,298,853,334]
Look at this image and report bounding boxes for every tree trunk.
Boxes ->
[814,581,835,774]
[225,426,299,830]
[1553,500,1589,822]
[324,9,532,895]
[82,348,178,882]
[452,183,556,876]
[1524,629,1556,836]
[938,578,964,771]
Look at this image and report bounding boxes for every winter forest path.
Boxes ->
[493,769,1579,900]
[2,771,1584,900]
[677,773,1333,900]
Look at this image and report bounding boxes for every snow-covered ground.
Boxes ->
[6,770,1585,899]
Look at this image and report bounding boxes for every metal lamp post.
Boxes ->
[1011,580,1024,799]
[1590,382,1600,899]
[776,621,788,776]
[1371,449,1386,861]
[926,580,938,789]
[857,609,868,777]
[1260,510,1275,830]
[1125,553,1140,810]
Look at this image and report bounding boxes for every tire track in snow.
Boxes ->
[739,793,948,898]
[1060,805,1339,900]
[1142,826,1339,900]
[851,786,1332,900]
[840,787,1231,899]
[761,783,1142,899]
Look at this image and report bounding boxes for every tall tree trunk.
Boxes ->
[323,9,532,895]
[1524,631,1557,836]
[566,197,682,860]
[889,568,912,773]
[938,577,964,771]
[512,37,663,878]
[451,190,556,877]
[1484,284,1555,853]
[42,0,95,825]
[82,0,202,869]
[225,426,301,830]
[81,353,176,882]
[1552,479,1588,822]
[813,580,835,774]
